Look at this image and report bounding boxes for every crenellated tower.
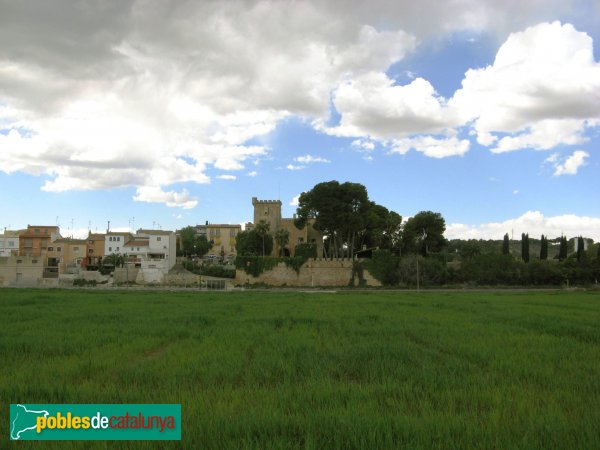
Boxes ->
[252,197,282,232]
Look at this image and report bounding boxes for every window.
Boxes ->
[32,259,38,264]
[109,247,112,252]
[57,247,61,252]
[89,249,93,254]
[137,247,140,251]
[24,238,33,247]
[157,237,162,241]
[8,241,14,247]
[298,237,304,244]
[264,207,269,215]
[48,247,54,251]
[109,237,113,242]
[116,247,119,251]
[73,247,79,251]
[230,230,236,237]
[117,237,120,241]
[89,240,93,245]
[34,229,40,234]
[17,259,22,264]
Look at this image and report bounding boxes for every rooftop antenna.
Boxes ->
[107,220,110,233]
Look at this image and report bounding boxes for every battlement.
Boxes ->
[252,197,282,205]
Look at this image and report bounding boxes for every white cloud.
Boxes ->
[550,150,590,176]
[0,1,419,207]
[351,139,375,151]
[290,195,300,206]
[294,154,331,164]
[1,3,599,204]
[216,174,237,180]
[450,22,600,151]
[133,186,198,209]
[446,211,600,241]
[513,189,519,195]
[286,164,306,171]
[390,135,470,158]
[247,171,258,177]
[325,73,462,140]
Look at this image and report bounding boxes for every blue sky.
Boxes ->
[1,1,599,240]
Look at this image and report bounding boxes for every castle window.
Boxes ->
[264,207,269,215]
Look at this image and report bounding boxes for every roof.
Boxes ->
[106,231,133,236]
[136,229,173,235]
[1,230,23,237]
[52,238,87,245]
[87,233,105,240]
[204,224,242,229]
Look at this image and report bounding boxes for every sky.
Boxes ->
[1,0,599,240]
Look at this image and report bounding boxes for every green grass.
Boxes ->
[1,289,600,449]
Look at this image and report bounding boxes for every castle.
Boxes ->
[251,197,323,257]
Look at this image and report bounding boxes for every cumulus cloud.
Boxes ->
[216,174,237,180]
[446,211,600,241]
[1,2,598,208]
[389,135,470,158]
[450,22,600,151]
[351,139,375,151]
[325,74,461,140]
[327,21,600,160]
[246,171,258,177]
[133,186,198,209]
[546,150,590,176]
[294,154,331,164]
[290,195,300,206]
[0,1,418,207]
[286,164,305,171]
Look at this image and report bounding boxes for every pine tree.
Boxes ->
[521,233,530,263]
[502,233,510,255]
[540,234,548,260]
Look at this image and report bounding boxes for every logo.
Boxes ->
[10,404,181,441]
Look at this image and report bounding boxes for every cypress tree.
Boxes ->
[521,233,530,263]
[577,236,584,262]
[502,233,510,255]
[559,235,568,261]
[540,234,548,260]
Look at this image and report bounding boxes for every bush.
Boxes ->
[294,243,317,259]
[235,256,308,277]
[365,250,399,286]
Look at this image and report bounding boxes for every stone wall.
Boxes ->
[235,258,382,287]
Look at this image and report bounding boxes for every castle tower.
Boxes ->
[252,197,282,233]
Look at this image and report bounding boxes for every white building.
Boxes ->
[0,230,22,257]
[104,232,133,256]
[135,229,176,272]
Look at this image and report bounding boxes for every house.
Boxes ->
[0,255,44,286]
[0,230,23,257]
[46,238,88,275]
[104,232,133,256]
[135,229,177,272]
[18,225,61,258]
[187,223,241,259]
[85,232,106,267]
[251,197,323,257]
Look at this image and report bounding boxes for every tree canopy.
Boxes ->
[294,180,402,258]
[179,226,212,257]
[401,211,447,257]
[236,229,273,256]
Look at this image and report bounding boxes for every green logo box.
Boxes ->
[10,404,181,440]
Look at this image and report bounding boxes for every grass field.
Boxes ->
[2,289,600,449]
